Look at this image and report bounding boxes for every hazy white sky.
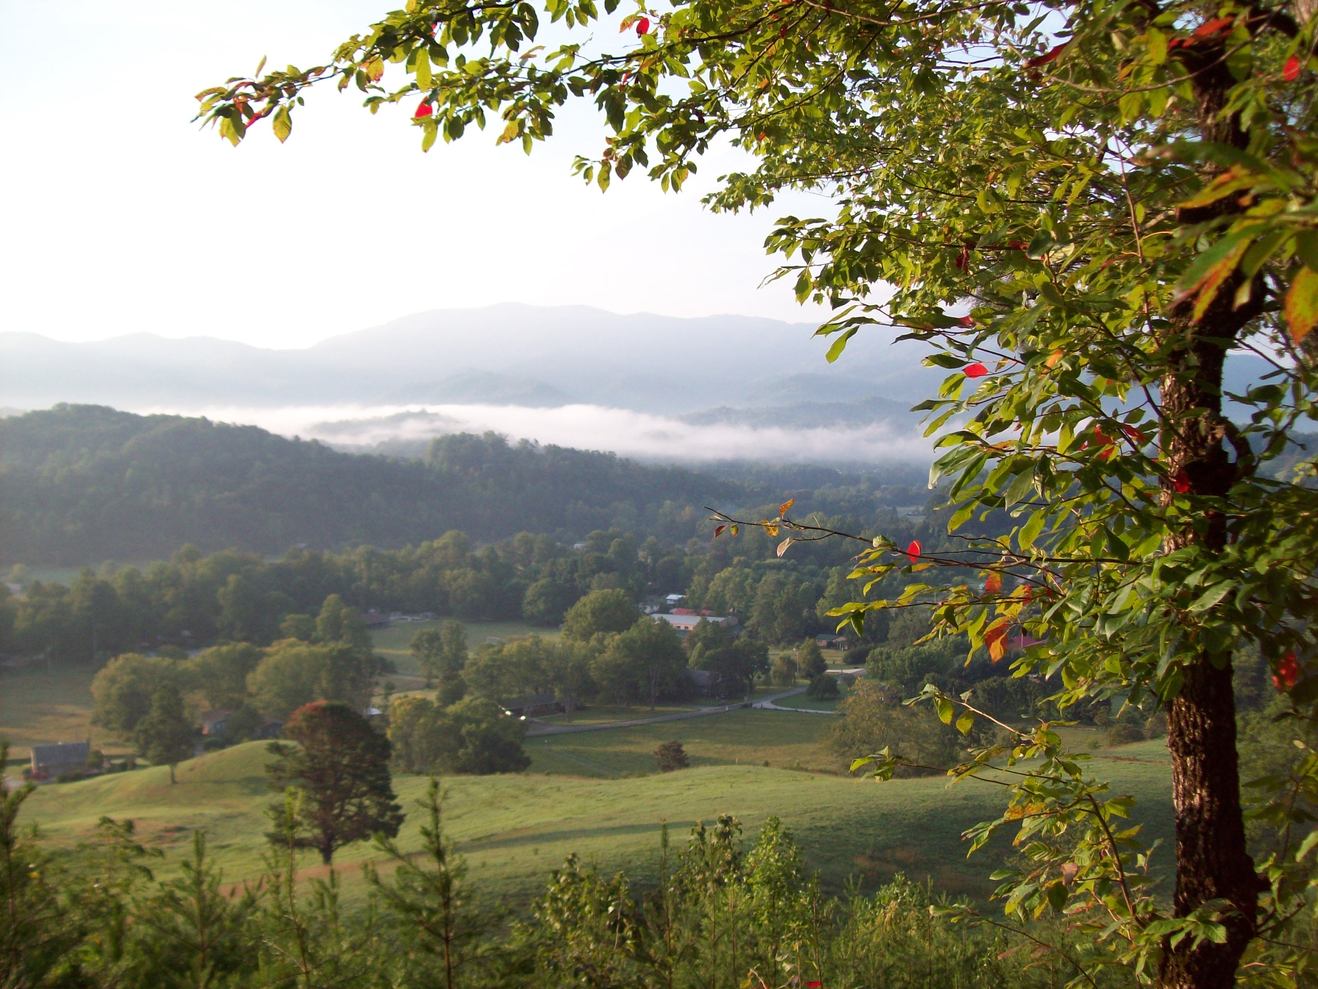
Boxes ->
[0,0,840,349]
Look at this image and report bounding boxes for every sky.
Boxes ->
[0,0,840,350]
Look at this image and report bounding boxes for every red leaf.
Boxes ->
[1275,651,1301,690]
[413,101,433,118]
[1283,55,1302,82]
[806,983,823,989]
[713,524,726,538]
[963,362,989,378]
[636,16,650,35]
[955,245,971,271]
[1024,42,1068,68]
[984,572,1003,595]
[904,540,922,562]
[959,315,975,327]
[1120,425,1149,446]
[1172,470,1191,494]
[1193,15,1234,38]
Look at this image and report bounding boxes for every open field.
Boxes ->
[529,708,842,776]
[0,664,122,761]
[17,718,1174,909]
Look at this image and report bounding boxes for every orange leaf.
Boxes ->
[1285,267,1318,343]
[1045,348,1064,369]
[984,620,1010,663]
[984,572,1003,595]
[778,497,796,516]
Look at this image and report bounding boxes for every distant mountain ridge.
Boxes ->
[0,304,941,415]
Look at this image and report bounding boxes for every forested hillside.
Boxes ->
[0,406,744,564]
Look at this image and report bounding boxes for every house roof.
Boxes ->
[31,741,90,766]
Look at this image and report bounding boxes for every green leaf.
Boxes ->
[272,106,292,143]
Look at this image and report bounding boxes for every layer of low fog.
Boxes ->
[136,402,935,465]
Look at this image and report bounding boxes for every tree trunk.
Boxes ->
[1156,290,1261,987]
[168,763,176,785]
[320,844,333,866]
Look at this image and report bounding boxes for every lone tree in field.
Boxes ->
[202,1,1318,983]
[135,683,195,784]
[654,740,690,772]
[266,701,403,865]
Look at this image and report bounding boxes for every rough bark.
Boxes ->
[1156,249,1262,989]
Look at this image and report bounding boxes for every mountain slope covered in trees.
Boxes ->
[0,405,744,565]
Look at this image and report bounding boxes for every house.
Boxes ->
[29,741,94,780]
[654,613,738,638]
[815,635,848,650]
[499,693,564,718]
[200,709,233,737]
[664,593,685,607]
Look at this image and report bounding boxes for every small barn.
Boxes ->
[29,741,94,780]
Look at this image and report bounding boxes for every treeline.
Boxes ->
[0,501,942,667]
[0,405,744,565]
[1,776,1120,989]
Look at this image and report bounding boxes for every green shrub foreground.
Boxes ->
[3,772,1119,989]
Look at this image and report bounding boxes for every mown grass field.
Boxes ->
[17,706,1175,910]
[0,664,120,761]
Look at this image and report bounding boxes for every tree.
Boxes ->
[266,701,403,865]
[91,653,185,738]
[367,781,493,989]
[314,594,371,651]
[410,621,467,703]
[795,639,827,681]
[654,740,690,772]
[769,653,798,687]
[202,2,1318,984]
[135,684,195,784]
[591,616,689,707]
[189,642,263,710]
[560,589,638,642]
[829,680,957,778]
[805,673,838,701]
[247,640,379,720]
[387,695,531,775]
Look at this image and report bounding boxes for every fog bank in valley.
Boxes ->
[139,402,935,465]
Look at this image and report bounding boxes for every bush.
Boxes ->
[654,740,689,772]
[806,674,840,700]
[1106,722,1144,746]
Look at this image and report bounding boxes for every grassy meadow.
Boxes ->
[18,706,1175,911]
[4,616,1176,914]
[0,663,122,762]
